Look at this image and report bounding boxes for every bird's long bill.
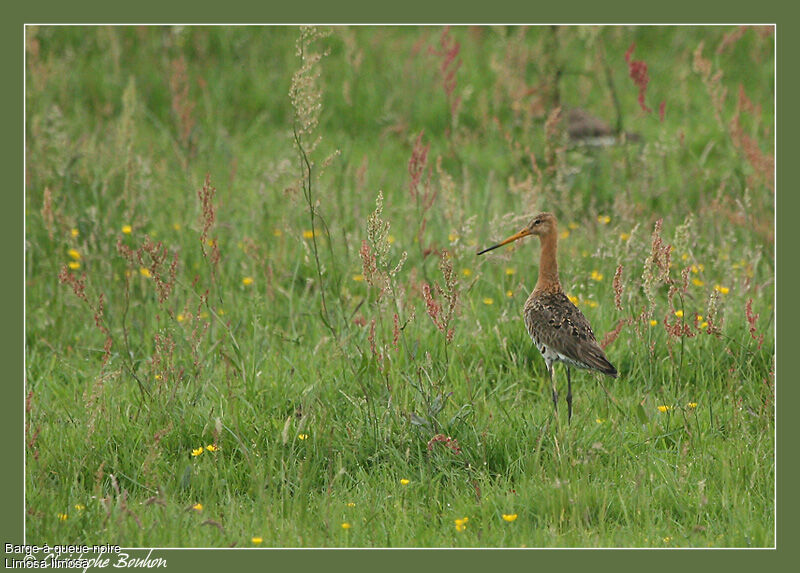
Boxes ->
[476,228,531,255]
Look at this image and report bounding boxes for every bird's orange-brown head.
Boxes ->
[477,212,558,255]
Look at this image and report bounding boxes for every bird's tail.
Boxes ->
[584,345,618,378]
[602,360,618,378]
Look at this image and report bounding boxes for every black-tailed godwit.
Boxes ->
[478,212,617,423]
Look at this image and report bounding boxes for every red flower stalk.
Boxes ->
[408,130,432,205]
[368,318,381,360]
[429,27,462,122]
[601,318,630,350]
[625,43,652,113]
[745,298,764,349]
[359,240,377,285]
[392,313,400,351]
[422,282,443,333]
[427,434,461,455]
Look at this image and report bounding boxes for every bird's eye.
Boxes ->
[533,220,541,226]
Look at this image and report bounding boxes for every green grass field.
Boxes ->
[24,25,774,547]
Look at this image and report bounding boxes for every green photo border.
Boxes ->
[5,1,789,571]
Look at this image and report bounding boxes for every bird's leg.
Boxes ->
[566,366,573,424]
[549,364,558,416]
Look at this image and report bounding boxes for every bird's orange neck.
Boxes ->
[534,229,561,294]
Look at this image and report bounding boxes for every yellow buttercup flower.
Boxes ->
[67,248,81,260]
[687,402,698,409]
[620,232,630,241]
[502,514,518,522]
[692,278,705,287]
[68,261,81,270]
[140,268,151,278]
[341,522,351,530]
[251,537,263,545]
[590,270,604,281]
[57,513,68,521]
[649,319,658,327]
[122,225,132,234]
[567,295,579,306]
[70,228,79,238]
[559,229,570,240]
[302,230,315,239]
[191,447,204,457]
[483,297,494,305]
[674,309,683,318]
[242,276,254,286]
[192,503,203,512]
[74,504,85,511]
[505,267,516,276]
[206,444,219,452]
[657,405,672,413]
[597,215,610,225]
[400,479,410,486]
[298,434,309,440]
[352,274,364,282]
[506,290,513,298]
[714,285,730,295]
[462,269,472,277]
[454,517,469,532]
[346,502,356,507]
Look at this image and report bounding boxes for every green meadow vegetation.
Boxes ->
[25,25,774,547]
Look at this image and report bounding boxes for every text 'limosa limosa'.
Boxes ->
[478,212,617,423]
